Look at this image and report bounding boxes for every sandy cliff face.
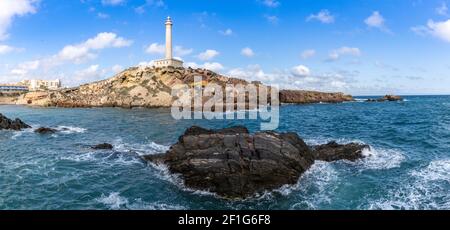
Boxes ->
[13,66,353,108]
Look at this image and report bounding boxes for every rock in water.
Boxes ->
[0,113,31,130]
[92,143,114,150]
[367,95,403,102]
[34,127,57,134]
[144,126,366,199]
[312,141,370,162]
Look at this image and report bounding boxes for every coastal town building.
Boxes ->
[19,79,62,91]
[154,17,184,68]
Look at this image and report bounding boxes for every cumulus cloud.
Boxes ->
[241,47,255,57]
[197,49,220,61]
[301,49,316,59]
[10,32,132,77]
[112,64,124,73]
[264,15,279,24]
[291,65,311,77]
[327,47,361,61]
[101,0,126,6]
[307,10,335,24]
[219,28,233,36]
[185,62,224,72]
[412,19,450,43]
[73,64,107,83]
[174,46,193,56]
[0,0,38,41]
[0,45,19,54]
[365,11,390,33]
[260,0,280,8]
[436,2,448,16]
[145,43,165,55]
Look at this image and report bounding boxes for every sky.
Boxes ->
[0,0,450,95]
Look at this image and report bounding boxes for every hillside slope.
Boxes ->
[14,66,353,108]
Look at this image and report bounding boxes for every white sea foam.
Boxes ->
[113,139,169,156]
[366,159,450,210]
[56,126,87,134]
[96,192,185,210]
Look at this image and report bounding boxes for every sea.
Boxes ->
[1,95,449,210]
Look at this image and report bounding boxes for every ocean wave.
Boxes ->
[56,126,87,134]
[365,159,450,210]
[113,139,169,156]
[96,192,185,210]
[60,151,143,166]
[306,138,405,170]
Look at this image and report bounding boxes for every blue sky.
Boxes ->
[1,0,450,95]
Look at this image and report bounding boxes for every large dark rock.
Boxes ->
[34,127,57,134]
[92,143,114,150]
[0,113,31,131]
[367,95,403,102]
[312,141,370,162]
[144,126,366,199]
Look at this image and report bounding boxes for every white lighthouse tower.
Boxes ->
[154,17,184,68]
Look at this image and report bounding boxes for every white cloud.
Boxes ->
[328,47,361,61]
[145,43,165,55]
[112,64,124,73]
[291,65,311,77]
[174,46,193,56]
[412,19,450,42]
[0,45,18,54]
[241,47,255,57]
[10,60,40,76]
[74,64,107,83]
[364,11,390,33]
[101,0,126,6]
[97,12,110,19]
[0,0,38,41]
[301,49,316,59]
[436,2,448,16]
[197,49,220,61]
[264,15,279,24]
[261,0,280,8]
[307,10,335,24]
[219,28,233,36]
[185,62,224,72]
[134,0,165,14]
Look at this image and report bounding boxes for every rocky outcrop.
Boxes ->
[92,143,114,150]
[279,90,353,104]
[12,66,353,108]
[0,113,31,130]
[34,127,57,134]
[144,126,368,199]
[312,141,369,162]
[367,95,403,102]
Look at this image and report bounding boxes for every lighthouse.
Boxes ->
[154,17,184,68]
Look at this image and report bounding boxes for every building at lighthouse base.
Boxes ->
[154,58,183,68]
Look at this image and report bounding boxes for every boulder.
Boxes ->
[0,113,31,130]
[312,141,370,162]
[367,95,403,102]
[34,127,57,134]
[92,143,114,150]
[144,126,366,199]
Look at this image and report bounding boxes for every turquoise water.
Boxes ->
[1,96,449,210]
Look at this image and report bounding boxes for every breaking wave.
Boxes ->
[96,192,185,210]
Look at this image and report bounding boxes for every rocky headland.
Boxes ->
[366,95,404,102]
[9,66,353,108]
[144,126,369,199]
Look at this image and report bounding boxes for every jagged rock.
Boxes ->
[34,127,57,134]
[312,141,370,162]
[279,90,353,104]
[144,126,365,199]
[91,143,114,150]
[367,95,403,102]
[0,113,31,130]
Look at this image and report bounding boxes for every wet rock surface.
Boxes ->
[34,127,58,134]
[144,126,368,199]
[0,113,31,131]
[91,143,114,150]
[367,95,403,102]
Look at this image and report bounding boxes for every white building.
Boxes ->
[154,17,184,68]
[19,79,62,91]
